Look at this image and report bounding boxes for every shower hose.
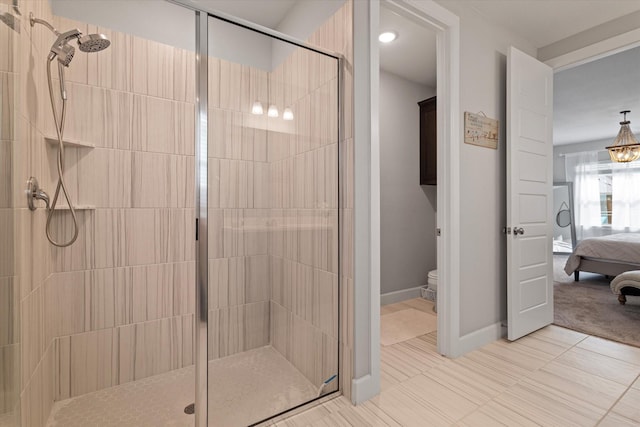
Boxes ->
[44,57,79,247]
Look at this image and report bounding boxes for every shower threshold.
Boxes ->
[46,346,319,427]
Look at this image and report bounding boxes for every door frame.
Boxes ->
[543,28,640,72]
[351,0,461,404]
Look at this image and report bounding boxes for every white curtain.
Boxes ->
[565,151,601,239]
[612,162,640,231]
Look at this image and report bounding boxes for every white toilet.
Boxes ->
[427,269,438,292]
[427,269,438,313]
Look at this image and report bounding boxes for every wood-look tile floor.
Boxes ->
[275,298,640,427]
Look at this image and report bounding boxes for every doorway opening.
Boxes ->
[378,2,440,349]
[550,44,640,348]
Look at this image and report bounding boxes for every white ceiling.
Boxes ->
[443,0,640,48]
[554,45,640,146]
[379,5,437,87]
[190,0,297,28]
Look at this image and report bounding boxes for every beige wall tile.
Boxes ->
[64,328,115,397]
[218,305,244,358]
[132,318,172,381]
[0,277,18,347]
[208,57,220,109]
[208,209,224,259]
[0,210,14,280]
[88,26,132,92]
[244,209,269,256]
[147,41,174,100]
[0,344,19,414]
[245,301,269,350]
[270,301,291,360]
[173,261,195,316]
[117,324,135,384]
[0,142,12,210]
[0,73,15,142]
[175,101,195,156]
[208,258,228,311]
[246,255,269,303]
[131,36,148,95]
[21,286,44,388]
[79,148,132,208]
[116,91,133,150]
[143,96,174,153]
[174,49,195,104]
[124,209,156,266]
[293,263,313,323]
[219,59,242,112]
[20,355,43,427]
[88,268,121,331]
[44,271,87,343]
[228,257,246,306]
[312,270,338,338]
[49,83,106,147]
[131,151,170,208]
[93,209,126,269]
[209,108,242,160]
[209,157,221,208]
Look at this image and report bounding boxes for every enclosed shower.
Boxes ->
[0,0,348,426]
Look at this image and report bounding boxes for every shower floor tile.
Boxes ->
[46,346,318,427]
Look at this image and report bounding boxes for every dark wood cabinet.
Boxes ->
[418,96,437,185]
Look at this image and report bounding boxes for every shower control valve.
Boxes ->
[26,177,50,211]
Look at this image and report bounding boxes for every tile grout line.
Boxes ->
[594,371,640,427]
[460,330,591,426]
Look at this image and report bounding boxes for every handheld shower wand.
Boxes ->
[29,14,110,247]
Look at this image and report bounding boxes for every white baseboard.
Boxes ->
[456,322,505,356]
[351,373,380,404]
[380,286,423,306]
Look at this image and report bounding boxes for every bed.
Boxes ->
[564,233,640,281]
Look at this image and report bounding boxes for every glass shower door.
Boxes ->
[206,14,340,426]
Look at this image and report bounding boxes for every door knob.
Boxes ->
[514,227,525,235]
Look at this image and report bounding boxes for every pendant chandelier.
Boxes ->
[606,110,640,163]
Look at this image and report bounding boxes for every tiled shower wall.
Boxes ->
[43,15,197,402]
[267,41,339,390]
[7,1,59,425]
[7,1,198,424]
[306,1,354,400]
[206,56,272,359]
[0,1,20,425]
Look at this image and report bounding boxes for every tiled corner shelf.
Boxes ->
[45,136,95,149]
[53,204,96,211]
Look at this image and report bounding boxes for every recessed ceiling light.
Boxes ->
[379,31,397,43]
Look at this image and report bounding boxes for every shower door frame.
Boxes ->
[168,1,344,425]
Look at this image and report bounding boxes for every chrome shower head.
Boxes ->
[51,43,76,67]
[78,34,110,53]
[29,14,111,67]
[49,28,81,67]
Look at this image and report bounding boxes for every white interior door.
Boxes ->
[507,46,554,341]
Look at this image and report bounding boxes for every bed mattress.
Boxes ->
[564,233,640,275]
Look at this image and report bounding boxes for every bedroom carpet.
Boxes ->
[553,254,640,348]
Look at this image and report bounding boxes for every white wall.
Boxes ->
[51,0,196,50]
[434,0,537,338]
[51,0,276,70]
[379,71,436,297]
[272,0,345,68]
